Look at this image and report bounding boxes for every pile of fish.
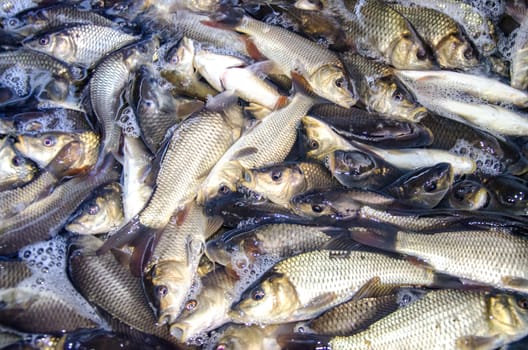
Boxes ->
[1,0,528,349]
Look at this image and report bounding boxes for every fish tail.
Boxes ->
[201,6,246,30]
[96,215,149,255]
[348,223,399,252]
[277,333,332,350]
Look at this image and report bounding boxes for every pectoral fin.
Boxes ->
[455,335,500,350]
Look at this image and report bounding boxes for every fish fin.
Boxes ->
[201,6,246,29]
[241,35,266,61]
[96,215,149,255]
[109,248,132,267]
[46,141,83,177]
[348,224,399,252]
[245,60,278,75]
[300,292,338,316]
[129,228,161,277]
[273,95,289,110]
[430,272,476,290]
[290,70,313,96]
[352,276,382,300]
[230,147,258,161]
[501,276,528,292]
[176,204,192,226]
[205,215,224,238]
[277,333,332,350]
[176,100,204,119]
[244,103,272,119]
[206,90,239,112]
[322,235,362,251]
[455,335,500,350]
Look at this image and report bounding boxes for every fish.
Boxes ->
[212,323,292,350]
[340,52,427,122]
[0,137,37,191]
[205,9,357,108]
[394,69,528,108]
[0,141,82,220]
[197,76,314,205]
[325,150,402,190]
[143,203,222,326]
[100,104,243,256]
[317,0,433,69]
[90,39,157,158]
[66,182,124,235]
[15,130,99,172]
[239,162,340,208]
[0,287,99,333]
[442,178,490,211]
[0,260,31,288]
[383,163,454,209]
[205,223,342,268]
[487,175,528,215]
[0,108,92,135]
[392,0,497,56]
[511,17,528,90]
[302,115,476,175]
[279,289,528,350]
[0,156,119,255]
[130,63,204,153]
[1,3,115,37]
[308,104,433,148]
[389,4,479,70]
[67,235,179,345]
[349,224,528,293]
[23,24,139,68]
[229,249,435,324]
[170,267,238,343]
[0,0,53,18]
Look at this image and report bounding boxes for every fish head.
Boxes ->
[23,31,74,62]
[388,163,454,209]
[170,286,226,342]
[240,164,306,207]
[14,132,75,168]
[309,64,357,108]
[2,16,24,32]
[229,272,300,324]
[214,325,267,350]
[390,35,434,70]
[206,238,234,266]
[0,138,36,188]
[368,79,427,122]
[448,180,489,210]
[291,190,348,219]
[489,176,528,210]
[436,35,479,70]
[197,163,243,205]
[487,294,528,338]
[143,260,191,325]
[302,115,344,160]
[328,150,378,181]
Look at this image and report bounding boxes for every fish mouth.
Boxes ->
[170,322,190,342]
[409,107,428,122]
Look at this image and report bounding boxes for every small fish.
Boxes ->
[239,162,339,208]
[384,163,454,209]
[66,182,124,235]
[0,137,36,191]
[229,249,435,324]
[279,290,528,350]
[443,179,490,211]
[23,24,139,67]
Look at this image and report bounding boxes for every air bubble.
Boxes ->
[117,106,141,137]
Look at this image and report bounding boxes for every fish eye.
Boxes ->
[88,204,100,215]
[309,139,319,150]
[42,135,56,147]
[11,156,22,167]
[517,297,528,309]
[155,285,168,299]
[251,288,265,301]
[393,91,404,102]
[271,170,282,182]
[185,299,198,311]
[8,18,18,27]
[218,184,231,195]
[416,49,427,60]
[423,181,437,192]
[311,204,323,213]
[464,47,474,60]
[38,35,50,46]
[334,77,345,88]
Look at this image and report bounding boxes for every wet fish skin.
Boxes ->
[66,182,124,235]
[350,225,528,293]
[511,17,528,90]
[0,260,31,288]
[444,179,490,211]
[281,290,528,350]
[0,287,99,333]
[390,4,479,70]
[213,323,290,350]
[229,249,434,324]
[0,137,37,191]
[340,52,427,122]
[239,162,339,208]
[487,175,528,214]
[0,108,92,135]
[384,163,454,209]
[170,267,238,342]
[23,24,139,68]
[0,157,119,255]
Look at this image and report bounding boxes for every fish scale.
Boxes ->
[0,49,78,81]
[298,163,338,193]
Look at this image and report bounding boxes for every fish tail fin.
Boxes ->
[96,215,149,255]
[277,333,332,350]
[348,223,399,252]
[46,141,84,177]
[201,6,246,30]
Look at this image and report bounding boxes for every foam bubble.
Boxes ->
[0,65,30,97]
[465,0,505,20]
[117,106,141,137]
[450,139,503,175]
[17,235,108,328]
[231,252,281,300]
[0,0,34,17]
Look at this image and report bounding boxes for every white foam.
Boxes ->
[0,0,34,17]
[465,0,505,20]
[116,106,141,138]
[450,139,503,175]
[231,252,281,301]
[497,28,515,61]
[17,235,108,328]
[0,65,30,97]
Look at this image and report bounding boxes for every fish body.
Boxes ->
[0,260,31,288]
[230,249,434,324]
[511,17,528,90]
